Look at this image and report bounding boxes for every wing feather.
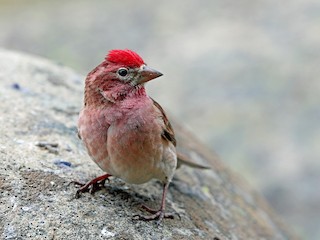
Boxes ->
[151,98,210,169]
[151,98,176,146]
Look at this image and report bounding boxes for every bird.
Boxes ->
[76,49,208,223]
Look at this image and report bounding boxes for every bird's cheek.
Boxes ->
[129,76,139,86]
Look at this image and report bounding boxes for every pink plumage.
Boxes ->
[77,49,177,223]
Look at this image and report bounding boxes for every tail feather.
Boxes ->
[177,152,210,169]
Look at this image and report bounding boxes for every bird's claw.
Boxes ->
[132,204,178,224]
[71,174,111,198]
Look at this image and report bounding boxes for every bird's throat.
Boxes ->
[84,83,147,107]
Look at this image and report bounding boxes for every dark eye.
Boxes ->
[117,68,128,77]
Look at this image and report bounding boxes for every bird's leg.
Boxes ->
[72,173,112,198]
[134,182,175,224]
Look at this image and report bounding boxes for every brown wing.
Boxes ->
[151,98,176,146]
[152,98,210,169]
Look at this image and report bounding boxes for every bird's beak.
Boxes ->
[137,65,163,84]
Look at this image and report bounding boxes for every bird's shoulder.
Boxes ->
[151,98,176,147]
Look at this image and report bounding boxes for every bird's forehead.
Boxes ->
[106,49,145,68]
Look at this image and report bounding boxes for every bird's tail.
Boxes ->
[177,152,210,169]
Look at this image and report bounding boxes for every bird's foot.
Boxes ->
[133,204,177,224]
[71,174,112,198]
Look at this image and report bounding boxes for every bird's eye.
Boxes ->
[117,68,128,77]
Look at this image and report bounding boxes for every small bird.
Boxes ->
[77,49,207,223]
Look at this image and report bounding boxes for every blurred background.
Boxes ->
[0,0,319,239]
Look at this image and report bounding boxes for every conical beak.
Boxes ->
[137,65,163,84]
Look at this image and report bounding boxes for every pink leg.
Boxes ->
[134,182,176,224]
[72,173,112,198]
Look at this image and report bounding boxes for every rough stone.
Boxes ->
[0,49,299,239]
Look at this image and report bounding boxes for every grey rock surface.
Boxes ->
[1,2,319,238]
[0,49,299,239]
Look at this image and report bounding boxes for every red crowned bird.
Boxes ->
[76,49,208,223]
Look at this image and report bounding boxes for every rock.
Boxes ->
[0,49,299,240]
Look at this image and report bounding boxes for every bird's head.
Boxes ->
[85,49,162,105]
[105,49,163,86]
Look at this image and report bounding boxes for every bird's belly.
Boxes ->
[78,107,171,184]
[106,123,164,184]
